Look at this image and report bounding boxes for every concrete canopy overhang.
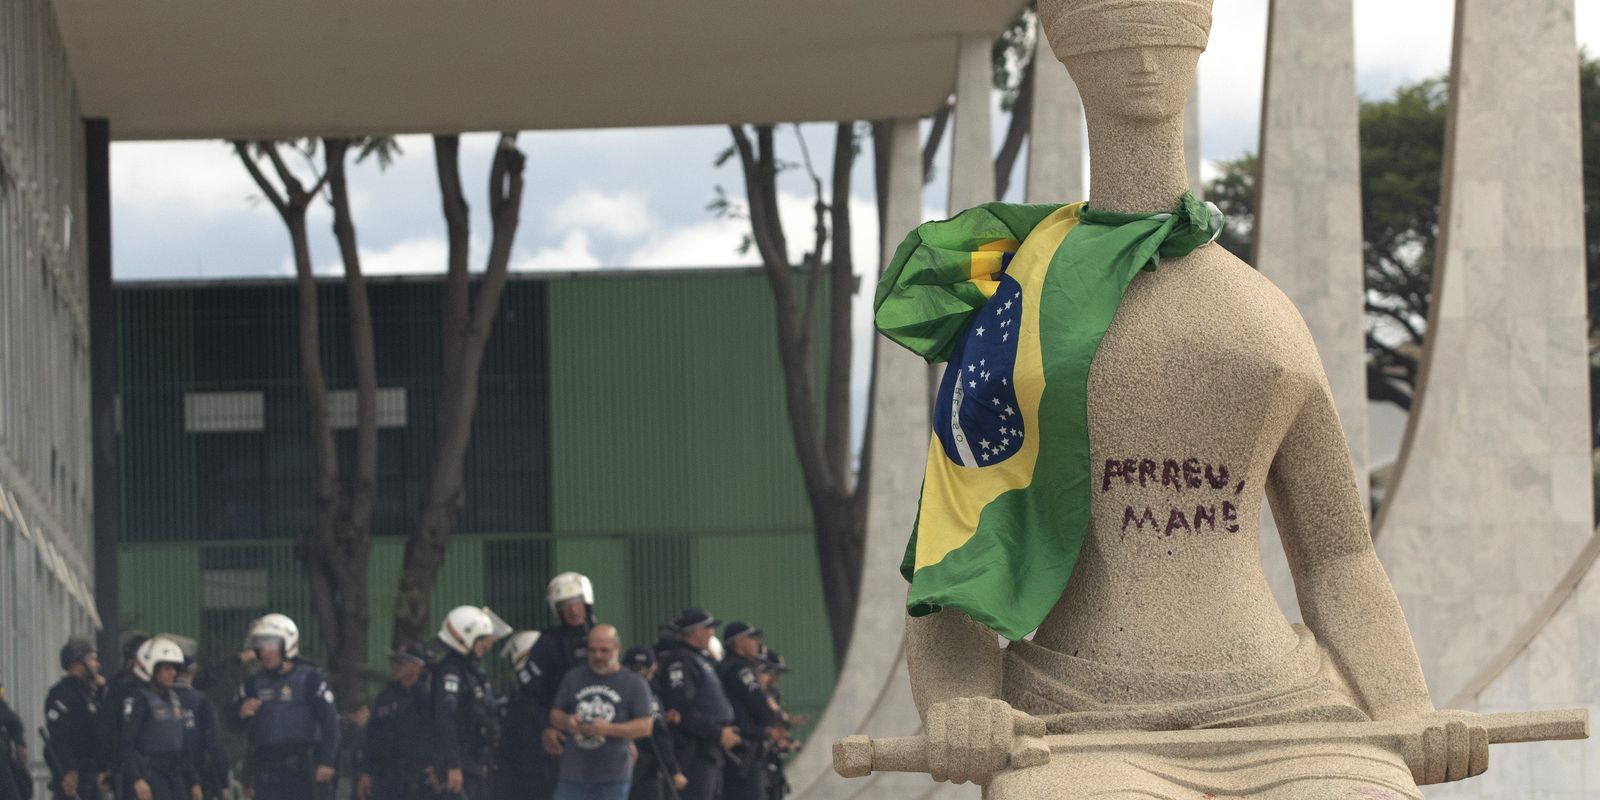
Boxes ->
[49,0,1027,141]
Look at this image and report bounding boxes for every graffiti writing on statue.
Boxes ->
[1101,457,1246,539]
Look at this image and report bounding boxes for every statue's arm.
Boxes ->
[904,608,1004,717]
[1267,380,1435,720]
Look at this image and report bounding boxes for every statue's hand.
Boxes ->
[924,697,1047,785]
[1415,710,1489,784]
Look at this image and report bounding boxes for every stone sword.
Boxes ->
[833,708,1589,786]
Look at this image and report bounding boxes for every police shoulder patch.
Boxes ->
[443,675,460,694]
[122,696,135,719]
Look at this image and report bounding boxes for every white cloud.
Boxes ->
[304,237,451,276]
[513,230,604,271]
[549,190,658,240]
[623,217,755,268]
[113,140,269,219]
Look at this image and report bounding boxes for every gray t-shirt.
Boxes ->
[553,664,654,784]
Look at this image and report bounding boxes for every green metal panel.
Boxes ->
[547,273,814,533]
[118,544,202,637]
[117,269,841,717]
[552,536,633,639]
[119,288,199,541]
[366,537,408,666]
[692,531,834,722]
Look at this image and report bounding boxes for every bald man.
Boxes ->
[549,627,655,800]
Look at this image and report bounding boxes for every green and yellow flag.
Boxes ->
[875,192,1224,640]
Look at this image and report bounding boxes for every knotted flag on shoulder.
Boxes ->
[874,192,1225,641]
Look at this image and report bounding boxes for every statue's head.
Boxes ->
[1037,0,1211,123]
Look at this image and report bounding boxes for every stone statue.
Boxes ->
[835,0,1588,797]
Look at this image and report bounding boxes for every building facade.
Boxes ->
[0,0,102,788]
[114,270,838,717]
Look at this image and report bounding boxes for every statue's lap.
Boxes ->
[989,626,1423,799]
[985,743,1421,800]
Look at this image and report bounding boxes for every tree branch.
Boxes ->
[994,48,1036,199]
[232,141,291,221]
[922,98,953,180]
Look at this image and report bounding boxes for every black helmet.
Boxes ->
[121,632,151,664]
[60,639,97,671]
[622,646,656,672]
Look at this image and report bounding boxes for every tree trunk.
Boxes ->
[729,124,871,669]
[233,140,374,710]
[393,134,527,646]
[320,138,377,709]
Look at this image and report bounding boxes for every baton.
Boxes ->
[833,708,1588,786]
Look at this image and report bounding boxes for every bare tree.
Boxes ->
[232,137,391,707]
[391,133,527,645]
[720,123,866,666]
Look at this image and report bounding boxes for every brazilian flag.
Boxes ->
[875,192,1224,641]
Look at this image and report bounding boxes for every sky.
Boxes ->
[108,0,1598,457]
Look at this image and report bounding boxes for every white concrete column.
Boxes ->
[787,117,932,800]
[1372,0,1594,794]
[1185,78,1203,198]
[1255,0,1369,497]
[948,32,996,211]
[1252,0,1370,623]
[1025,51,1085,203]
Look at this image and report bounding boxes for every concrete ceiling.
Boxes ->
[49,1,1027,141]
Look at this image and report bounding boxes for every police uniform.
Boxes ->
[492,651,541,800]
[171,681,228,800]
[756,651,793,800]
[431,650,498,800]
[656,626,734,800]
[622,648,681,800]
[95,670,143,791]
[362,667,431,800]
[0,710,18,800]
[235,663,339,800]
[119,687,198,800]
[44,674,102,799]
[716,643,778,800]
[0,694,26,800]
[516,621,587,800]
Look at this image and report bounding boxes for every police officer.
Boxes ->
[358,643,431,800]
[234,614,339,800]
[0,680,18,800]
[431,606,506,800]
[170,653,227,800]
[44,639,103,799]
[0,675,28,800]
[656,610,738,800]
[96,633,150,791]
[119,637,200,800]
[754,652,797,800]
[716,623,779,800]
[529,573,595,800]
[491,631,540,800]
[621,647,684,800]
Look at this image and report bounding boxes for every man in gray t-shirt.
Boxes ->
[550,625,654,800]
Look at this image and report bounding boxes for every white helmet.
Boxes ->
[133,636,186,682]
[705,635,725,662]
[547,572,594,617]
[439,606,512,655]
[248,613,300,659]
[500,630,542,667]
